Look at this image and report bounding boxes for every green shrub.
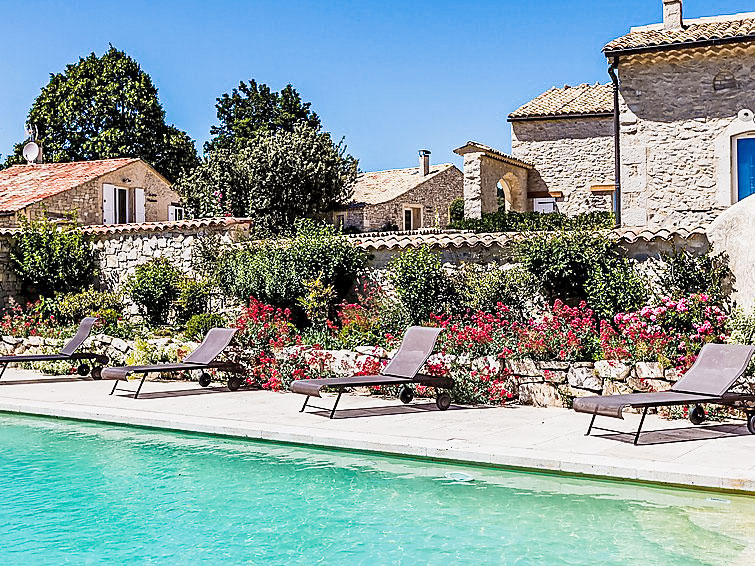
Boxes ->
[217,219,367,320]
[449,198,465,223]
[517,230,648,319]
[50,288,123,324]
[10,216,97,298]
[386,246,456,324]
[185,313,226,342]
[176,278,211,322]
[449,210,614,233]
[454,264,538,320]
[126,258,182,326]
[657,249,730,305]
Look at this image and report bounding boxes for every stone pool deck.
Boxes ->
[1,369,755,494]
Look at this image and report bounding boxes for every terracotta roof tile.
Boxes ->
[453,141,534,169]
[0,158,141,213]
[349,163,458,206]
[508,83,613,121]
[604,12,755,55]
[0,217,255,237]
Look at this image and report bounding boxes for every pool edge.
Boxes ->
[0,400,752,497]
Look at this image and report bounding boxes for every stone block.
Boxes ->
[567,366,602,391]
[506,358,539,377]
[536,361,569,371]
[594,360,631,380]
[518,382,563,408]
[635,361,664,379]
[602,379,633,396]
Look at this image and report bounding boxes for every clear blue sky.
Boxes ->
[1,0,754,172]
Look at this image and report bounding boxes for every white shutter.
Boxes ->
[102,184,115,224]
[168,205,176,221]
[134,188,145,223]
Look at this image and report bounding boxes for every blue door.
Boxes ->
[737,137,755,201]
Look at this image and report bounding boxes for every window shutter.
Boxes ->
[134,188,145,223]
[102,184,115,224]
[168,205,176,221]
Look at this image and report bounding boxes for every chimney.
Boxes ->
[419,149,431,176]
[663,0,683,30]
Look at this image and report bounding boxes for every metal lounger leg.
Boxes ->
[0,362,8,381]
[586,413,597,436]
[134,373,148,399]
[329,388,344,419]
[109,378,121,396]
[633,407,648,446]
[300,395,310,412]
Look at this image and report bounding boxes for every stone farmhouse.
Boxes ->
[332,150,462,232]
[464,0,755,229]
[0,158,182,227]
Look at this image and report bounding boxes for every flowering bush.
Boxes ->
[0,300,66,338]
[602,294,728,370]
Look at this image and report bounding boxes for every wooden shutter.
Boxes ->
[134,188,145,223]
[168,205,176,221]
[102,184,115,224]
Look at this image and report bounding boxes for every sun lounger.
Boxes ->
[0,317,108,380]
[573,343,755,444]
[291,326,453,418]
[104,328,243,398]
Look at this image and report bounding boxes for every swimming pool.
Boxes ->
[0,414,752,565]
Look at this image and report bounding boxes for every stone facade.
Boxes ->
[617,44,755,228]
[511,117,615,214]
[339,165,463,232]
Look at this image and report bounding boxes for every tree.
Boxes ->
[3,46,198,182]
[205,79,321,153]
[176,123,357,232]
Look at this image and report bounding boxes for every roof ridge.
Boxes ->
[358,163,454,175]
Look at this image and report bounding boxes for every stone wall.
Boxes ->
[511,116,615,215]
[460,152,529,217]
[0,218,254,306]
[617,43,755,228]
[358,166,463,232]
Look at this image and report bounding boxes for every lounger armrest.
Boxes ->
[572,396,626,419]
[291,380,324,397]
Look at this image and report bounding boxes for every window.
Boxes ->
[334,212,347,228]
[532,198,555,214]
[103,184,130,224]
[733,134,755,202]
[168,205,185,221]
[402,205,422,231]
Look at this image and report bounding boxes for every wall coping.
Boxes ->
[0,217,254,237]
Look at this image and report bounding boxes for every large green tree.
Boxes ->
[205,79,321,153]
[4,46,198,181]
[176,123,357,232]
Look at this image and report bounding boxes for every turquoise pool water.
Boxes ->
[0,415,753,565]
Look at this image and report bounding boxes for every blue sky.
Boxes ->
[2,0,754,172]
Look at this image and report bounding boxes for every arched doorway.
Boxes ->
[496,178,513,211]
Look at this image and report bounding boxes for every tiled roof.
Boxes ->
[0,158,140,213]
[604,12,755,55]
[347,227,708,251]
[453,141,534,169]
[349,163,458,206]
[508,83,613,121]
[0,217,254,237]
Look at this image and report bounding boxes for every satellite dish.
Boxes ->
[23,142,40,164]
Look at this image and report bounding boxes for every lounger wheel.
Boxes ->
[199,372,212,388]
[227,376,242,392]
[90,366,102,380]
[689,404,706,425]
[77,364,90,377]
[747,412,755,435]
[436,392,452,411]
[399,386,414,404]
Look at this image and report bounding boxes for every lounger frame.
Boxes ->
[0,317,108,381]
[104,328,244,399]
[575,344,755,445]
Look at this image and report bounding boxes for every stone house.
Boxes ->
[0,158,182,227]
[465,0,755,229]
[332,151,463,232]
